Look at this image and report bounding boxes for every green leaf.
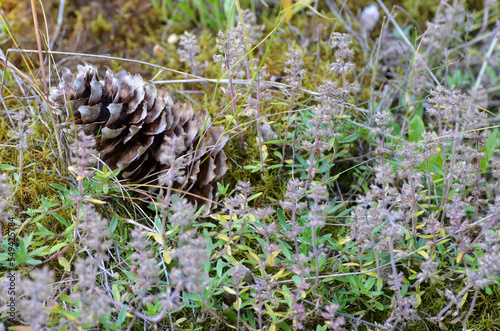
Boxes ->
[59,293,73,304]
[109,215,119,236]
[277,209,287,227]
[364,277,376,292]
[280,242,291,259]
[204,228,213,257]
[267,164,283,170]
[0,253,9,262]
[485,129,499,160]
[375,301,384,310]
[116,304,128,325]
[0,164,16,171]
[409,116,425,142]
[216,259,224,277]
[277,321,293,331]
[195,204,205,217]
[264,139,287,145]
[39,199,59,210]
[58,256,69,269]
[53,213,69,227]
[339,134,357,143]
[377,278,383,292]
[248,192,263,202]
[193,222,216,228]
[29,246,50,257]
[223,0,236,27]
[430,163,444,176]
[50,183,68,192]
[295,153,308,167]
[49,242,67,254]
[35,223,53,236]
[25,258,42,265]
[243,164,263,172]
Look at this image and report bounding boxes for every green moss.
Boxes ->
[90,12,113,41]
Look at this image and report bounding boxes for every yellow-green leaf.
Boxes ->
[162,247,174,264]
[264,303,285,316]
[58,256,69,271]
[176,318,187,324]
[224,286,236,295]
[337,236,351,245]
[246,213,256,222]
[417,250,429,259]
[413,210,426,217]
[269,250,280,267]
[218,233,230,241]
[261,144,268,160]
[363,260,375,267]
[270,269,290,281]
[246,251,261,262]
[460,292,468,307]
[416,221,426,229]
[147,232,164,245]
[85,198,107,204]
[233,297,242,310]
[165,225,179,236]
[418,234,435,239]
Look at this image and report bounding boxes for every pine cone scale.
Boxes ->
[143,83,157,109]
[104,103,122,126]
[213,152,228,181]
[126,88,145,114]
[130,105,147,124]
[122,153,151,179]
[79,104,101,124]
[99,137,121,156]
[101,126,125,140]
[89,76,103,105]
[145,113,167,135]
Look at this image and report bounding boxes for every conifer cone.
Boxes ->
[50,63,228,210]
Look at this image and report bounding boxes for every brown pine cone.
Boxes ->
[50,63,228,211]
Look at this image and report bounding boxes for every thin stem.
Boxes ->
[311,198,320,290]
[256,81,265,167]
[290,202,301,262]
[161,168,175,239]
[283,88,296,160]
[388,236,403,303]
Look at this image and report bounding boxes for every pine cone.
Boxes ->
[50,63,228,211]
